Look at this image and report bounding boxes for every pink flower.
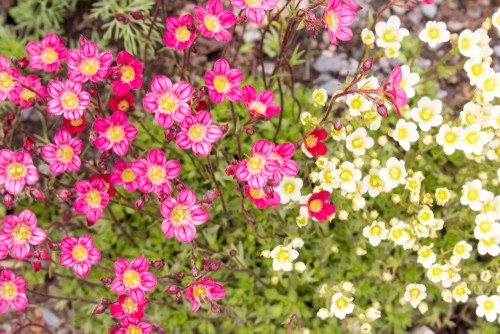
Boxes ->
[59,235,101,277]
[160,189,209,243]
[25,33,66,72]
[304,129,328,157]
[307,191,336,221]
[0,243,7,260]
[176,111,223,157]
[111,257,157,302]
[47,80,91,120]
[110,294,147,320]
[41,128,82,174]
[242,85,280,119]
[94,111,138,156]
[164,14,196,51]
[111,51,143,96]
[73,178,110,225]
[63,115,86,134]
[382,65,407,116]
[245,185,280,209]
[194,0,236,42]
[234,139,280,189]
[0,269,28,313]
[230,0,278,24]
[109,92,134,112]
[109,160,138,192]
[115,318,152,334]
[15,75,47,108]
[344,0,362,11]
[132,149,181,197]
[143,76,194,128]
[89,174,117,197]
[323,0,356,45]
[66,42,113,83]
[0,210,46,260]
[269,142,299,184]
[0,56,22,104]
[0,149,39,195]
[185,279,225,312]
[205,59,244,104]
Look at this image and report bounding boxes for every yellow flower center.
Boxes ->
[455,287,466,296]
[72,245,89,262]
[213,75,229,93]
[409,288,420,298]
[479,220,492,233]
[483,237,496,246]
[80,58,99,76]
[0,72,14,91]
[123,269,141,289]
[56,145,74,163]
[309,199,323,213]
[419,107,433,121]
[61,91,79,110]
[335,296,348,309]
[204,15,221,32]
[305,134,318,148]
[444,131,457,143]
[158,94,177,113]
[370,225,381,236]
[419,211,431,221]
[249,188,264,199]
[370,175,381,187]
[351,137,363,149]
[125,325,141,334]
[340,169,353,182]
[249,101,267,115]
[247,155,265,174]
[325,11,339,31]
[467,189,479,201]
[118,100,130,111]
[106,126,125,143]
[0,281,17,300]
[13,224,31,243]
[122,169,136,182]
[351,97,362,110]
[383,30,397,43]
[392,229,403,239]
[427,27,440,40]
[471,63,483,77]
[86,189,102,208]
[42,48,58,64]
[460,38,470,50]
[389,167,402,180]
[455,245,465,254]
[121,66,135,83]
[7,162,27,180]
[71,118,83,127]
[175,26,192,42]
[20,88,36,101]
[483,77,496,92]
[276,248,290,262]
[245,0,262,8]
[193,285,208,299]
[171,205,191,225]
[484,300,495,311]
[420,249,431,258]
[188,124,206,142]
[284,182,295,194]
[123,297,138,313]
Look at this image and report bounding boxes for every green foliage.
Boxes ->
[0,16,27,59]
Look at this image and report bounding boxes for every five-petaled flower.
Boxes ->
[110,51,143,96]
[230,0,279,24]
[59,235,101,277]
[164,14,197,51]
[25,33,66,72]
[194,0,236,42]
[242,85,281,119]
[42,128,82,174]
[15,74,47,108]
[73,178,110,225]
[0,149,39,195]
[323,0,356,46]
[234,139,280,189]
[47,79,91,120]
[111,257,158,302]
[307,191,336,221]
[0,56,22,104]
[0,269,28,313]
[245,185,280,209]
[304,129,328,157]
[0,210,46,260]
[110,294,147,320]
[115,318,153,334]
[109,92,134,112]
[109,160,139,192]
[176,111,224,157]
[66,41,113,83]
[185,279,226,312]
[205,59,244,104]
[94,111,138,156]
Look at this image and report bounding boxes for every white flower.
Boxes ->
[346,128,374,156]
[482,194,500,220]
[410,97,443,132]
[478,68,500,102]
[362,168,385,197]
[460,101,484,126]
[330,292,354,319]
[442,289,453,303]
[318,162,339,192]
[294,261,306,273]
[476,211,500,238]
[418,21,450,47]
[464,57,491,86]
[380,157,407,190]
[290,237,304,249]
[366,307,381,321]
[312,88,328,106]
[476,295,500,322]
[491,105,500,130]
[330,126,346,141]
[393,119,419,151]
[453,241,473,259]
[357,76,379,90]
[384,44,400,58]
[452,282,471,303]
[427,264,445,283]
[389,221,411,246]
[476,28,493,57]
[363,221,388,247]
[399,65,420,98]
[375,16,409,48]
[361,323,372,334]
[461,179,489,211]
[276,177,303,204]
[486,140,500,161]
[493,8,500,33]
[436,124,463,155]
[270,244,299,271]
[346,94,372,117]
[458,29,481,57]
[461,124,491,156]
[404,284,427,308]
[317,308,330,320]
[441,264,461,288]
[478,233,500,256]
[361,28,375,46]
[417,245,436,269]
[417,206,435,226]
[332,161,362,193]
[435,187,451,206]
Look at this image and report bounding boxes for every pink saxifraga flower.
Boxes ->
[0,243,7,260]
[0,56,22,104]
[230,0,278,24]
[176,111,223,157]
[0,210,46,260]
[25,33,66,72]
[73,178,110,225]
[109,92,134,112]
[0,269,28,313]
[205,59,244,104]
[110,294,147,320]
[323,0,356,46]
[15,75,47,109]
[242,85,281,119]
[269,142,299,184]
[59,235,101,277]
[245,185,280,209]
[382,65,407,116]
[115,318,152,334]
[94,111,138,156]
[160,189,209,243]
[111,257,158,302]
[63,115,86,134]
[0,149,39,195]
[47,80,91,120]
[143,75,194,128]
[41,128,82,174]
[185,278,226,312]
[234,139,280,189]
[194,0,236,42]
[89,174,117,197]
[66,42,113,83]
[109,160,138,192]
[307,190,336,221]
[304,129,328,157]
[111,51,143,96]
[164,14,196,51]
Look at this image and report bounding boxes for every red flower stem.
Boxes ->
[286,312,301,334]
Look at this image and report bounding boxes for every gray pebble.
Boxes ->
[421,3,437,19]
[43,308,63,328]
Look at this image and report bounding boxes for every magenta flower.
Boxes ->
[234,139,280,189]
[143,75,194,128]
[115,318,152,334]
[0,149,39,195]
[0,243,7,260]
[110,294,147,320]
[269,142,299,184]
[0,210,46,260]
[185,279,226,312]
[323,0,356,45]
[194,0,236,42]
[111,257,157,302]
[93,111,138,156]
[109,160,138,192]
[0,56,22,104]
[132,149,181,197]
[245,185,280,209]
[205,59,244,104]
[160,189,209,243]
[41,128,82,174]
[176,111,223,157]
[66,41,113,83]
[230,0,278,24]
[47,79,91,120]
[25,33,66,72]
[0,269,28,313]
[164,14,196,51]
[59,235,101,277]
[307,190,336,221]
[111,51,143,96]
[242,85,280,119]
[14,74,47,109]
[382,65,407,117]
[73,178,110,225]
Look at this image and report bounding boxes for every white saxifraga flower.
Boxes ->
[418,21,450,47]
[346,128,374,156]
[332,161,362,193]
[490,106,500,130]
[374,15,409,49]
[362,168,385,197]
[317,308,330,320]
[427,264,445,283]
[270,244,299,271]
[399,65,420,99]
[458,29,481,57]
[393,119,419,151]
[404,284,427,308]
[389,221,411,246]
[461,179,489,211]
[290,237,304,249]
[477,68,500,102]
[493,8,500,33]
[476,295,500,322]
[474,212,500,238]
[477,233,500,256]
[330,292,354,319]
[417,245,436,268]
[486,140,500,161]
[361,28,375,46]
[436,125,463,155]
[366,307,381,321]
[410,97,443,132]
[380,158,407,190]
[476,28,493,57]
[312,88,328,106]
[453,241,473,259]
[452,282,471,303]
[346,94,372,117]
[362,221,388,247]
[460,101,483,126]
[318,162,339,192]
[464,57,491,86]
[385,45,400,58]
[435,187,451,206]
[276,177,303,204]
[482,194,500,220]
[294,261,306,273]
[461,124,491,156]
[441,264,461,288]
[417,206,435,226]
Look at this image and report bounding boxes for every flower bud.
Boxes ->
[191,267,199,277]
[108,323,120,334]
[3,193,13,208]
[361,58,373,73]
[245,128,255,136]
[135,195,149,210]
[48,240,60,251]
[225,165,234,176]
[32,260,42,272]
[56,189,73,202]
[211,303,220,313]
[130,11,146,20]
[229,249,237,257]
[166,285,181,295]
[114,13,130,24]
[150,260,165,270]
[376,100,388,118]
[194,99,208,112]
[177,272,185,279]
[333,122,343,131]
[28,187,46,201]
[93,298,109,314]
[24,136,37,152]
[209,262,221,272]
[101,277,113,286]
[153,324,167,334]
[220,123,229,134]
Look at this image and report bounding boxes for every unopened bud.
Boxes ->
[135,195,149,210]
[150,260,165,270]
[101,277,113,286]
[333,122,343,130]
[209,262,221,272]
[211,303,220,313]
[220,124,229,134]
[245,128,255,136]
[191,267,199,277]
[56,189,73,202]
[225,165,234,176]
[177,272,185,279]
[24,136,37,152]
[229,249,237,257]
[166,285,181,295]
[93,298,109,314]
[376,100,388,118]
[3,193,14,208]
[114,13,130,24]
[32,261,42,272]
[48,241,59,251]
[130,11,146,20]
[361,58,373,73]
[153,324,167,334]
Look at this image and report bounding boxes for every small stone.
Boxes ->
[408,9,423,25]
[411,326,435,334]
[421,3,437,19]
[448,21,465,31]
[243,29,261,44]
[319,78,342,95]
[43,308,62,328]
[257,61,275,75]
[314,73,334,85]
[313,55,342,73]
[466,8,482,19]
[20,107,41,122]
